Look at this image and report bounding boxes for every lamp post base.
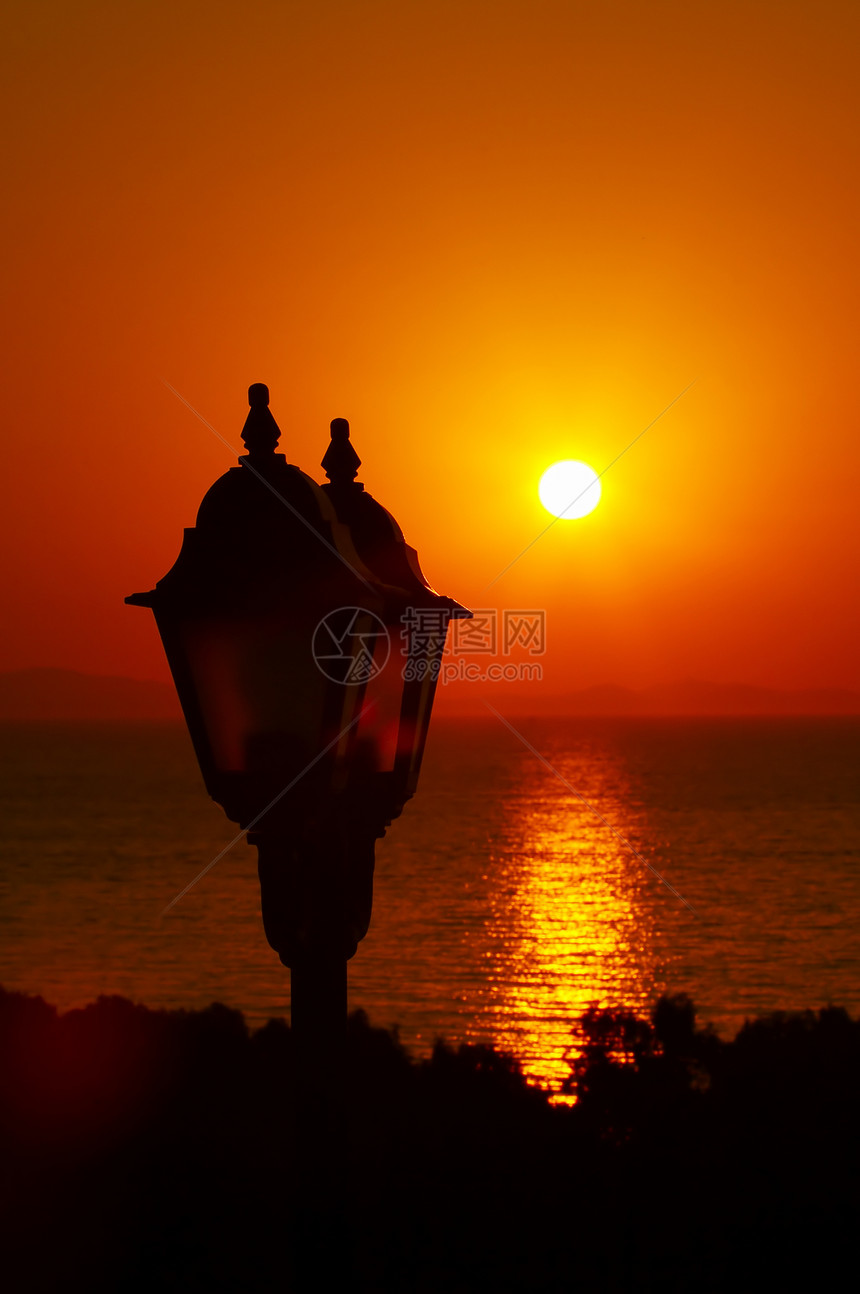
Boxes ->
[252,829,376,967]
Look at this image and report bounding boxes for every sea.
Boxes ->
[1,717,858,1094]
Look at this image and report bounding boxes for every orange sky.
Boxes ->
[2,0,858,704]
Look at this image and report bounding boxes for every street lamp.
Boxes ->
[128,384,469,1281]
[127,380,468,980]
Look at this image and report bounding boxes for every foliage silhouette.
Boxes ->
[1,986,858,1292]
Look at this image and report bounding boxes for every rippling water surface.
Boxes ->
[1,717,858,1093]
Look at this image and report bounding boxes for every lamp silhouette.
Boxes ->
[128,384,468,970]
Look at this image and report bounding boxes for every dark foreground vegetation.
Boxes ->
[1,987,858,1292]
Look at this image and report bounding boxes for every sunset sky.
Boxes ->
[2,0,858,705]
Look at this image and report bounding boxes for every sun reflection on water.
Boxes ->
[464,736,664,1095]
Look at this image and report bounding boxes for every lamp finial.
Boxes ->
[322,417,361,485]
[241,383,281,458]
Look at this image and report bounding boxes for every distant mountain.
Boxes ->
[439,677,860,717]
[0,669,858,721]
[563,679,860,716]
[0,669,181,720]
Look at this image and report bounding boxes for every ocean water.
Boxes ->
[1,717,858,1093]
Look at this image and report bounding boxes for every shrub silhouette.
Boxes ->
[1,985,858,1292]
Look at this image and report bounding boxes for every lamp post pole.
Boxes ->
[290,935,350,1285]
[253,825,363,1284]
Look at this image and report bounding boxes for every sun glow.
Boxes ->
[538,460,601,519]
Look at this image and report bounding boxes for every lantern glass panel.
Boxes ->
[349,620,402,774]
[397,607,453,789]
[178,615,329,780]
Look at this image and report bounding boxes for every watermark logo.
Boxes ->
[312,607,390,684]
[502,609,546,655]
[451,609,546,660]
[437,659,543,684]
[400,608,449,682]
[313,606,547,686]
[445,608,546,682]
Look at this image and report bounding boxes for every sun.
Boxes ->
[538,460,602,519]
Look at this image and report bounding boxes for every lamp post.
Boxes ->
[127,384,469,1277]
